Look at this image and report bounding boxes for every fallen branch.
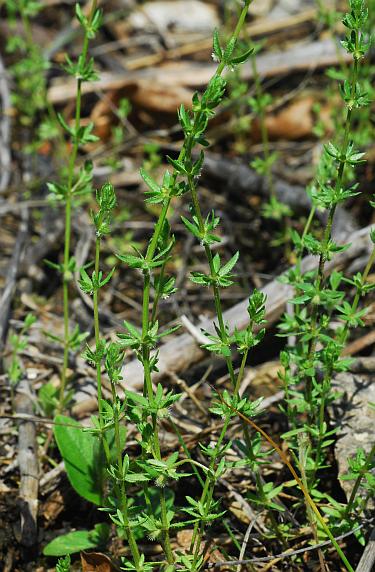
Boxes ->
[48,39,351,104]
[15,378,39,548]
[119,225,372,391]
[0,209,29,364]
[356,527,375,572]
[0,53,11,194]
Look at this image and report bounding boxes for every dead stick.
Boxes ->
[48,39,351,104]
[0,208,29,365]
[355,527,375,572]
[15,378,39,548]
[118,225,372,392]
[0,52,11,194]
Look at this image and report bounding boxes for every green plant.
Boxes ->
[42,1,374,571]
[225,6,291,254]
[53,414,105,505]
[80,181,143,567]
[56,554,71,572]
[278,0,374,545]
[114,4,256,568]
[7,313,35,385]
[5,0,47,128]
[45,523,109,557]
[112,97,132,145]
[7,313,36,406]
[47,2,258,570]
[142,142,162,172]
[46,0,102,410]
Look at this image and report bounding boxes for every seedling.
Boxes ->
[7,313,36,408]
[46,0,102,410]
[278,0,375,549]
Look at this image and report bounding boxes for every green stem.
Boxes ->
[340,245,375,345]
[304,50,359,412]
[190,415,232,563]
[94,237,103,417]
[310,368,333,483]
[233,404,355,572]
[216,0,251,77]
[249,52,275,200]
[59,197,71,411]
[58,0,97,411]
[305,205,336,406]
[141,270,174,563]
[234,350,249,395]
[136,3,253,565]
[92,236,112,461]
[146,199,171,264]
[110,379,142,570]
[344,444,375,519]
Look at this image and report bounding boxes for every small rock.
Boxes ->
[269,0,314,20]
[129,1,219,34]
[330,372,375,499]
[250,0,274,18]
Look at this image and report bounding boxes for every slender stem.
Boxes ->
[59,197,71,410]
[58,0,98,411]
[249,53,275,200]
[92,237,112,460]
[294,204,317,283]
[142,351,174,563]
[217,0,251,78]
[93,237,103,414]
[189,168,285,560]
[110,379,142,569]
[134,2,253,565]
[344,444,375,519]
[304,53,359,415]
[234,350,249,395]
[305,205,336,406]
[300,443,327,572]
[190,415,232,562]
[231,402,355,572]
[146,199,171,263]
[141,257,174,562]
[339,245,375,346]
[151,259,167,325]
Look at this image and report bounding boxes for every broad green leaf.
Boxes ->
[54,415,104,505]
[43,523,109,556]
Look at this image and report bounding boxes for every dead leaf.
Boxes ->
[41,489,64,524]
[265,96,315,140]
[241,360,281,397]
[229,499,252,525]
[176,528,194,550]
[131,80,193,114]
[81,551,117,572]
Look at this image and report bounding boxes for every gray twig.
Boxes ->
[0,53,11,193]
